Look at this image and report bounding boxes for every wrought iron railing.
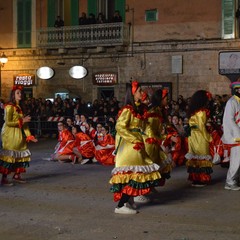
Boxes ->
[37,22,130,48]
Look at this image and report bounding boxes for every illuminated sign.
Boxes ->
[92,72,118,85]
[13,74,35,86]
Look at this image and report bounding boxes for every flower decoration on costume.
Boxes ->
[12,85,23,91]
[131,80,139,95]
[18,118,23,128]
[26,135,36,142]
[162,89,168,99]
[133,142,144,151]
[206,91,212,100]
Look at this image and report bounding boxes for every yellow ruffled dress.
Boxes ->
[143,106,172,180]
[109,105,162,202]
[185,109,213,183]
[0,104,32,174]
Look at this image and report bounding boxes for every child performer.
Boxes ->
[144,88,172,187]
[185,90,213,187]
[94,125,115,165]
[109,80,162,214]
[0,85,37,186]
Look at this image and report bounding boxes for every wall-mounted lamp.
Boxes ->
[0,52,8,97]
[0,52,8,67]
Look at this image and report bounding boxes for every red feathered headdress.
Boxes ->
[12,85,23,91]
[131,80,139,95]
[162,89,168,99]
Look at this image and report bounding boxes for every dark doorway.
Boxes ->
[98,87,114,100]
[24,88,33,99]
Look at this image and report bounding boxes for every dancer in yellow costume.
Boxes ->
[110,81,162,214]
[185,90,213,187]
[0,86,37,186]
[144,89,172,186]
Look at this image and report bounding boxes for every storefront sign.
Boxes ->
[92,72,118,85]
[13,74,35,86]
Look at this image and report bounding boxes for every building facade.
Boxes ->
[0,0,239,103]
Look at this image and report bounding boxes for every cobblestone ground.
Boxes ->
[0,138,240,240]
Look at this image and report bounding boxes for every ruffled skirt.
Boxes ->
[0,149,31,174]
[185,153,213,183]
[110,163,162,202]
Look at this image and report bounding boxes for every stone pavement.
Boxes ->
[0,138,240,240]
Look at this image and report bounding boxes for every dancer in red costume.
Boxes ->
[72,125,95,164]
[52,121,75,162]
[94,125,115,165]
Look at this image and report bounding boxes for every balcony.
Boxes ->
[37,22,130,49]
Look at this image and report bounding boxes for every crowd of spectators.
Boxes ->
[21,96,121,123]
[0,92,231,139]
[54,10,122,28]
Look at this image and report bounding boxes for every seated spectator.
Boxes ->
[79,12,88,25]
[85,120,97,140]
[72,125,95,164]
[172,114,185,137]
[163,121,186,166]
[111,10,122,22]
[66,117,74,131]
[79,114,88,133]
[106,117,116,138]
[74,114,81,125]
[94,126,115,165]
[94,123,103,145]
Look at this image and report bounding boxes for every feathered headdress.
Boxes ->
[12,85,23,91]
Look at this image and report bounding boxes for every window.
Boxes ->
[88,0,125,22]
[222,0,235,39]
[17,0,32,48]
[145,9,158,22]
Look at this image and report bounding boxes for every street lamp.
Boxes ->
[0,52,8,97]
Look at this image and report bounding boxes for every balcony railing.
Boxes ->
[37,22,130,49]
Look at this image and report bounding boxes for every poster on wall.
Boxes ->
[219,51,240,74]
[140,82,172,100]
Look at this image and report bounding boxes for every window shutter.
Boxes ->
[48,0,57,27]
[71,0,79,26]
[17,0,31,48]
[114,0,125,22]
[88,0,97,17]
[222,0,235,39]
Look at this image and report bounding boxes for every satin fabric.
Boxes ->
[143,106,172,175]
[74,132,95,158]
[109,105,162,202]
[95,134,115,165]
[185,109,213,183]
[55,129,75,155]
[0,104,32,174]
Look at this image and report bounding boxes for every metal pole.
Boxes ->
[177,73,179,98]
